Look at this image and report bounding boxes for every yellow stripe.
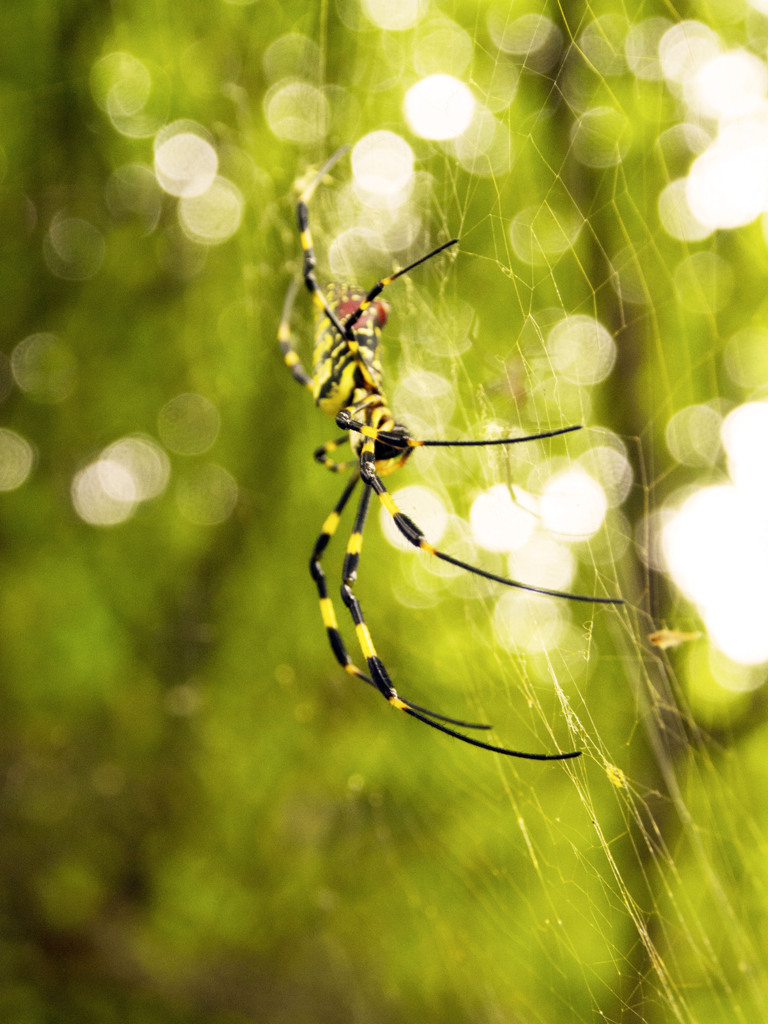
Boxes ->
[283,350,299,366]
[322,510,340,535]
[390,696,408,710]
[278,323,290,341]
[380,492,399,517]
[346,531,363,555]
[300,229,312,249]
[320,597,338,629]
[420,540,437,555]
[355,621,375,659]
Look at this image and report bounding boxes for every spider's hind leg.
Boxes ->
[340,477,578,759]
[310,472,372,688]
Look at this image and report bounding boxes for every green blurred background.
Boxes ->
[2,0,768,1022]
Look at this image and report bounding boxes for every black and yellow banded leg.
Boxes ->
[341,238,459,335]
[278,277,313,391]
[338,472,569,757]
[337,408,584,452]
[313,435,354,474]
[355,434,622,607]
[295,154,356,345]
[294,159,379,392]
[309,473,373,689]
[311,472,494,731]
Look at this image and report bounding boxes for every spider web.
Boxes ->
[4,1,768,1022]
[263,4,768,1024]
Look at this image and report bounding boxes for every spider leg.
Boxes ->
[310,473,489,728]
[314,435,355,474]
[341,477,579,758]
[337,410,583,449]
[401,705,581,760]
[341,238,459,334]
[278,276,313,391]
[310,472,374,688]
[354,433,622,606]
[296,154,355,344]
[294,152,380,393]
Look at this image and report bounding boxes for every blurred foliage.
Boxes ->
[1,1,768,1023]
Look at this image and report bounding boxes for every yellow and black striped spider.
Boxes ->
[279,147,622,759]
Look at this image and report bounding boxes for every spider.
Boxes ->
[279,146,622,759]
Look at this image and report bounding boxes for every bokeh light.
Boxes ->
[412,18,472,77]
[446,106,513,176]
[509,202,584,266]
[403,75,475,140]
[570,107,631,168]
[508,533,577,599]
[666,404,723,466]
[0,429,35,491]
[659,21,721,87]
[90,51,167,137]
[663,484,768,665]
[662,401,768,665]
[392,371,456,438]
[178,177,244,244]
[361,0,427,31]
[723,326,768,390]
[693,50,767,120]
[262,34,321,82]
[11,333,77,403]
[577,445,633,507]
[175,464,238,525]
[722,402,768,499]
[493,590,569,654]
[43,215,105,281]
[154,123,218,197]
[488,12,562,72]
[100,436,170,501]
[470,484,536,553]
[658,179,711,241]
[624,18,671,80]
[673,251,734,313]
[72,460,139,527]
[157,393,220,455]
[687,126,768,231]
[540,469,608,539]
[546,316,616,386]
[105,163,162,230]
[91,51,150,117]
[579,15,629,77]
[351,132,414,205]
[264,80,330,143]
[71,435,170,526]
[650,23,768,236]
